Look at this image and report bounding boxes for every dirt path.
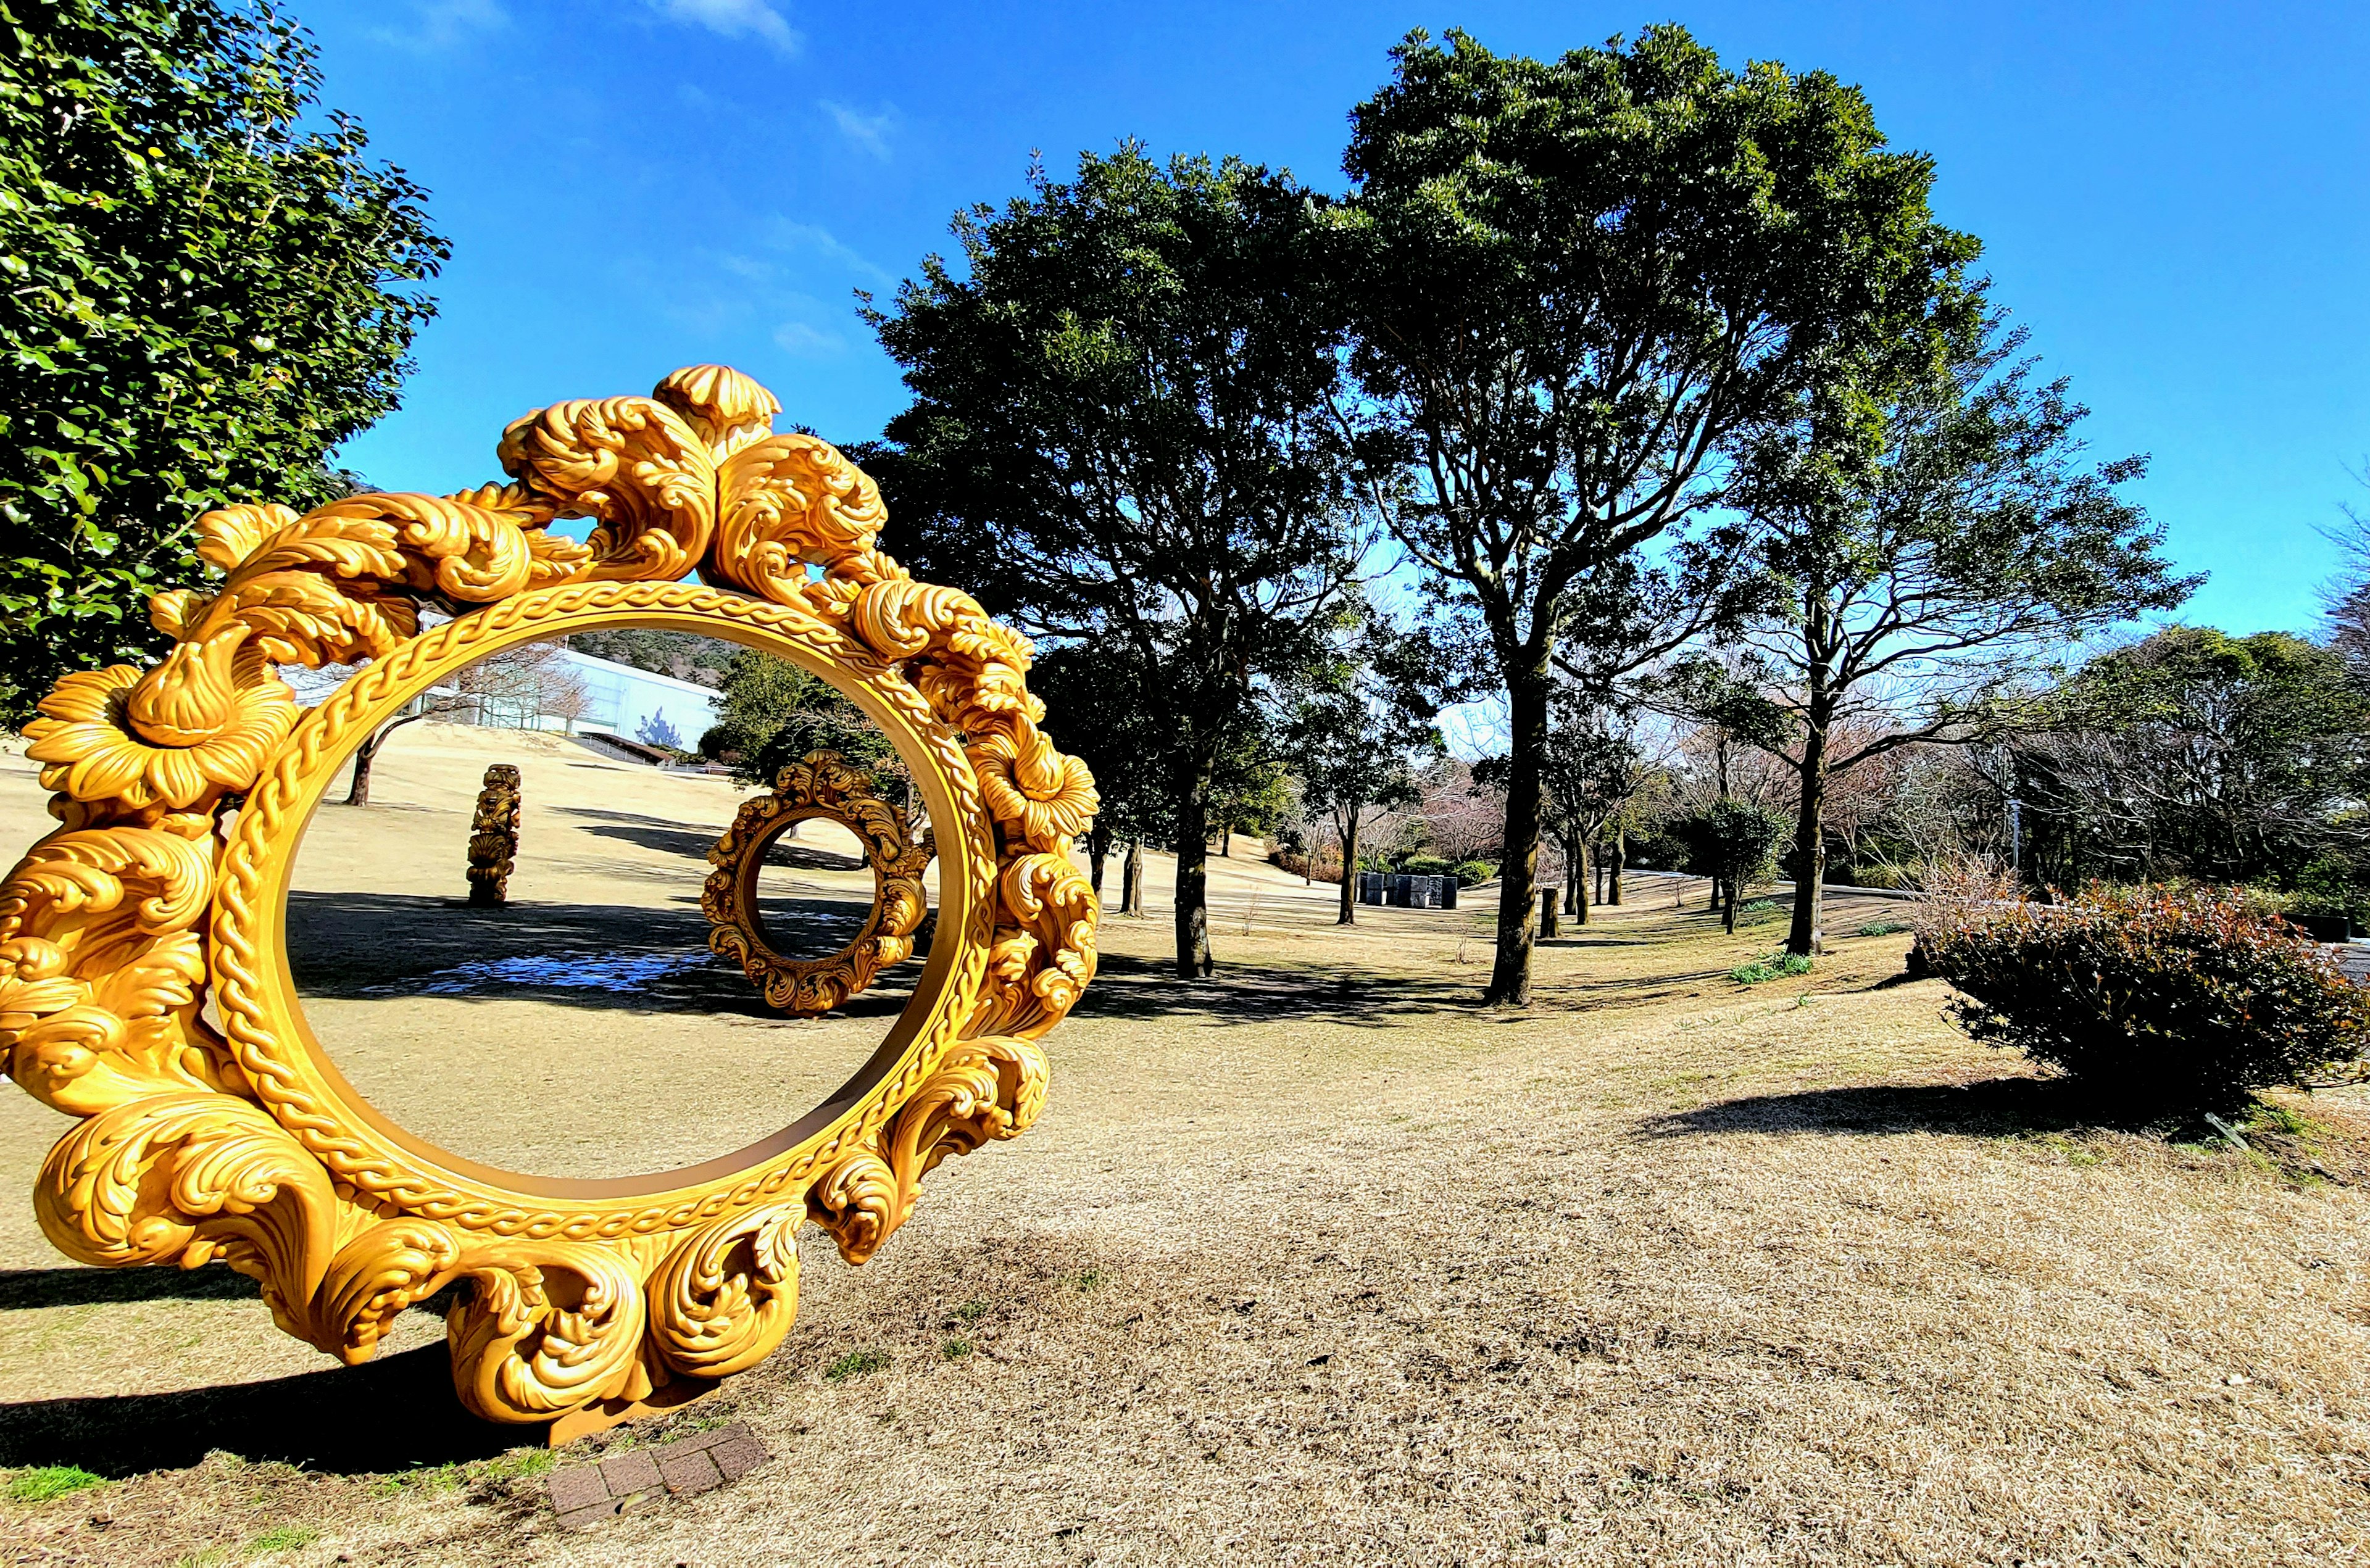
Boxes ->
[2,730,2367,1566]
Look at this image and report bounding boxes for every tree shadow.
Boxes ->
[0,1266,257,1311]
[0,1344,531,1475]
[1075,951,1487,1026]
[556,807,868,870]
[286,891,910,1020]
[1642,1076,2147,1140]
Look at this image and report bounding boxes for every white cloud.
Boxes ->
[653,0,800,56]
[821,100,896,162]
[370,0,507,52]
[773,321,846,357]
[768,220,894,285]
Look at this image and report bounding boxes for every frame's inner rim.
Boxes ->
[243,589,979,1208]
[734,804,894,969]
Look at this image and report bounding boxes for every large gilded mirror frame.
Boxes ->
[0,365,1100,1437]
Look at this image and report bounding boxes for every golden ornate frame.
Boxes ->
[465,763,521,905]
[1,365,1099,1436]
[702,750,931,1016]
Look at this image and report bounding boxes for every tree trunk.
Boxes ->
[344,711,423,806]
[1220,824,1232,858]
[1485,663,1550,1006]
[1336,805,1362,926]
[1572,840,1590,926]
[1121,839,1144,915]
[1786,721,1831,956]
[1608,829,1624,905]
[1723,876,1739,934]
[346,728,385,807]
[1787,589,1837,958]
[1088,822,1112,905]
[1174,775,1213,978]
[1594,843,1607,906]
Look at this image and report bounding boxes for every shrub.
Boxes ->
[1735,897,1786,924]
[1855,918,1912,937]
[1921,884,2370,1110]
[1731,952,1813,984]
[1852,861,1916,890]
[1399,855,1455,878]
[1453,860,1496,887]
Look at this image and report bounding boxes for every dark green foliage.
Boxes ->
[1399,855,1453,878]
[565,628,732,687]
[1923,886,2370,1111]
[701,651,888,787]
[2013,629,2370,889]
[1334,24,1975,1003]
[1,1,446,721]
[1674,798,1790,931]
[1453,860,1497,887]
[870,146,1366,975]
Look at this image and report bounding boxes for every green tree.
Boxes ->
[1,1,446,721]
[870,146,1367,978]
[1717,318,2195,955]
[1333,26,1976,1003]
[1676,797,1790,933]
[701,651,890,789]
[1284,625,1446,925]
[1536,696,1662,924]
[1029,643,1175,910]
[2009,629,2370,889]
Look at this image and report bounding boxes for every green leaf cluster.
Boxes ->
[0,1,446,721]
[1923,884,2370,1111]
[701,650,890,788]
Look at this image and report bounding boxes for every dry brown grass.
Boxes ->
[2,729,2368,1566]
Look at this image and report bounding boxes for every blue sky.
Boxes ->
[308,0,2368,637]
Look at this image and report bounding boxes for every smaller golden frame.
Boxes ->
[703,750,931,1014]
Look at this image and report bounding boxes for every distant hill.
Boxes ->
[564,629,733,687]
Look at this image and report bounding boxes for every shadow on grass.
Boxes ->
[0,1344,528,1476]
[0,1266,257,1311]
[1643,1076,2148,1140]
[1076,951,1488,1026]
[557,807,869,870]
[285,891,907,1020]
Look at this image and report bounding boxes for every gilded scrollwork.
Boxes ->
[0,364,1099,1435]
[702,750,931,1015]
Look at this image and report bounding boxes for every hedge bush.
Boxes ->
[1399,855,1455,878]
[1454,860,1496,887]
[1920,884,2370,1110]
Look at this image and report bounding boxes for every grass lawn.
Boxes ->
[1,729,2367,1565]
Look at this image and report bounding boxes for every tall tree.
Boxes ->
[870,146,1367,978]
[1285,623,1447,924]
[1719,319,2196,954]
[2006,629,2370,889]
[1,1,446,721]
[1534,694,1663,922]
[1030,643,1175,907]
[1333,25,1976,1003]
[701,650,891,788]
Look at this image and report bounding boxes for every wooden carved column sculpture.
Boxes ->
[467,764,522,906]
[0,365,1100,1438]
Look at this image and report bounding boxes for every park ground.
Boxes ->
[2,724,2369,1566]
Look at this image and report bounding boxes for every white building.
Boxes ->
[547,649,724,748]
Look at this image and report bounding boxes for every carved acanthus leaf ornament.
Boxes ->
[1,366,1098,1435]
